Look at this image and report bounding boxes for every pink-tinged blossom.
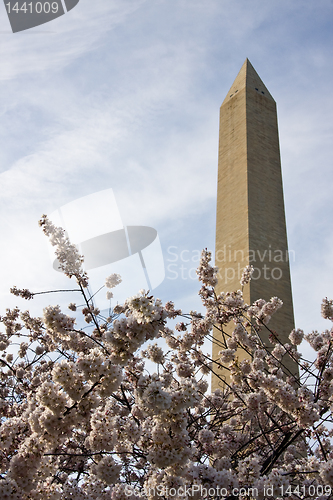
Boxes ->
[39,215,88,287]
[289,328,304,345]
[93,456,122,485]
[322,298,333,321]
[10,286,34,300]
[219,348,236,364]
[248,296,283,325]
[105,274,122,289]
[196,249,218,287]
[240,264,254,286]
[43,305,75,336]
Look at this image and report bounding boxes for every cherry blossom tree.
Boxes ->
[0,215,332,499]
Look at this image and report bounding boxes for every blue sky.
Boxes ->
[0,0,332,351]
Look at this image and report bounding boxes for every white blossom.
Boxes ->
[105,273,122,289]
[0,220,331,498]
[240,264,254,286]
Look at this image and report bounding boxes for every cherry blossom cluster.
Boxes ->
[240,264,254,287]
[0,223,332,499]
[39,215,88,287]
[322,298,333,321]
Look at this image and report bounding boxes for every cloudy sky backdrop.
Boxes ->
[0,1,332,356]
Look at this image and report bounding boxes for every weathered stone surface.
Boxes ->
[212,59,298,391]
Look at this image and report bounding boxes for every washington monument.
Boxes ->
[212,59,298,391]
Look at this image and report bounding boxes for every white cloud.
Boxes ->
[0,1,148,80]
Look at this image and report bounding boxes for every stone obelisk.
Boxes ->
[212,59,298,391]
